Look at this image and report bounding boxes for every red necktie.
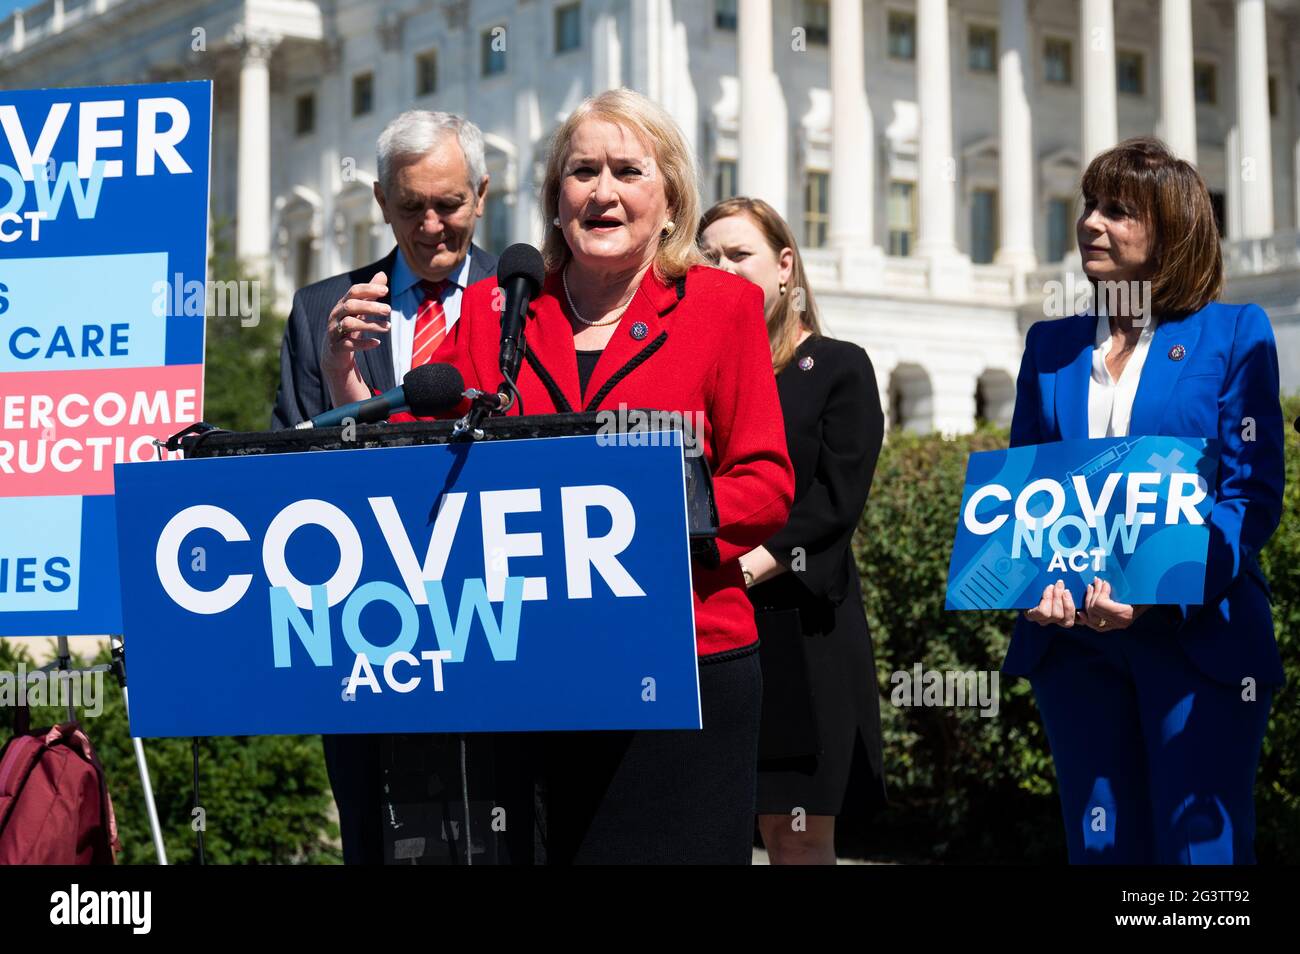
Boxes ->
[410,279,450,370]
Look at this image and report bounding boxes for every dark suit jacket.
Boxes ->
[267,243,499,866]
[270,244,497,428]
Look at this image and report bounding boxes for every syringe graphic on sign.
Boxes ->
[1066,440,1137,482]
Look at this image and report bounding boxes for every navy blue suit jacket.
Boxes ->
[270,244,497,428]
[1003,302,1286,688]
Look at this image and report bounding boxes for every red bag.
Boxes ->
[0,706,120,864]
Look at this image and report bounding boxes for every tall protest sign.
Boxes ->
[0,82,211,636]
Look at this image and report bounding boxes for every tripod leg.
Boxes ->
[121,683,169,865]
[56,635,75,724]
[459,734,472,866]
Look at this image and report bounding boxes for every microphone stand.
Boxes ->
[443,320,525,864]
[451,332,525,442]
[450,387,509,442]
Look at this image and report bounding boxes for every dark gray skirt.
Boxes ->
[541,645,762,864]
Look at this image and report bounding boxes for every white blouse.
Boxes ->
[1087,302,1157,439]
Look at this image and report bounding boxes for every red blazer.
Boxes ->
[443,264,794,657]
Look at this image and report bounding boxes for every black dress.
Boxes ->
[748,334,887,816]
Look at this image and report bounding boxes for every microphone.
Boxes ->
[296,362,466,429]
[497,243,545,381]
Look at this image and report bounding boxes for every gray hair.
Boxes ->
[376,110,487,195]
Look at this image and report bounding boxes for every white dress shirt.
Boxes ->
[388,248,474,384]
[1087,298,1157,438]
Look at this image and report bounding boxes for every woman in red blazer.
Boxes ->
[446,89,791,863]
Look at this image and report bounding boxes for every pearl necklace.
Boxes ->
[563,266,636,327]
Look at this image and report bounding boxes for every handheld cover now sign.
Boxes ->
[0,81,211,636]
[946,436,1219,610]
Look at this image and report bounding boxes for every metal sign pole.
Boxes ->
[111,636,168,865]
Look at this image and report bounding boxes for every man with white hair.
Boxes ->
[271,112,516,866]
[272,110,497,427]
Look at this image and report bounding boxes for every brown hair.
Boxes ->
[540,88,705,281]
[1079,136,1223,316]
[697,196,822,374]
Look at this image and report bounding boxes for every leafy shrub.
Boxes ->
[1255,393,1300,862]
[201,219,285,433]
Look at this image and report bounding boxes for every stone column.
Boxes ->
[235,29,277,267]
[1235,0,1274,238]
[913,0,970,294]
[1159,0,1197,163]
[592,7,622,92]
[931,369,980,436]
[738,0,788,217]
[378,9,404,119]
[512,0,543,246]
[630,0,663,97]
[996,0,1036,270]
[915,0,957,259]
[829,0,880,275]
[1081,0,1118,165]
[319,38,343,277]
[826,0,878,285]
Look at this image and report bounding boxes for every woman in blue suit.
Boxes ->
[1007,137,1286,864]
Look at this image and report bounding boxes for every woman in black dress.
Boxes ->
[699,197,886,864]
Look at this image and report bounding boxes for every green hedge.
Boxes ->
[1256,395,1300,863]
[851,397,1300,863]
[201,219,286,433]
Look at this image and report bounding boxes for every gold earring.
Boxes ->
[779,281,787,295]
[661,221,676,237]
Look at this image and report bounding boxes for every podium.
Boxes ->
[174,413,720,565]
[114,413,714,864]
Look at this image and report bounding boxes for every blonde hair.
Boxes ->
[540,88,706,281]
[698,196,822,374]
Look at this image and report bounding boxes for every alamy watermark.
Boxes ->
[890,664,999,718]
[0,663,104,718]
[50,884,150,934]
[1042,275,1152,326]
[595,404,705,458]
[151,274,262,327]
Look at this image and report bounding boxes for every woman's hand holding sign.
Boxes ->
[1079,578,1149,631]
[1024,580,1081,628]
[1024,578,1150,631]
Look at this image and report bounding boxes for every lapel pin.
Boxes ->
[1168,344,1186,361]
[630,321,648,341]
[798,356,815,371]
